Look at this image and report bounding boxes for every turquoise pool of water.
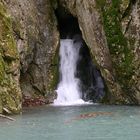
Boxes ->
[0,105,140,140]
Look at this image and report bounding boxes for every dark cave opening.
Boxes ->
[55,6,81,39]
[55,6,105,103]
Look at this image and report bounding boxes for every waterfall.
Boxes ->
[54,39,88,105]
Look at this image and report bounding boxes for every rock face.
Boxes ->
[120,0,140,103]
[0,0,59,113]
[0,2,21,114]
[96,0,140,104]
[0,0,139,114]
[5,0,59,102]
[57,0,140,104]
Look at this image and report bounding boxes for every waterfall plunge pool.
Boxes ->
[0,105,140,140]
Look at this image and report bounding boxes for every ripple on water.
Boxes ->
[0,105,140,140]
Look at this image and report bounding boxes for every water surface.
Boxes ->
[0,105,140,140]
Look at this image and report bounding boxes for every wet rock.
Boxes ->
[0,0,139,114]
[58,0,140,104]
[0,0,59,113]
[2,0,59,106]
[22,95,47,107]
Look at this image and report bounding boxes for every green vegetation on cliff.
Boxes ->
[0,2,21,114]
[96,0,135,95]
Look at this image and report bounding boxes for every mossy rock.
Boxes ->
[0,2,21,114]
[96,0,137,102]
[0,97,2,113]
[0,55,5,82]
[47,46,60,92]
[0,3,18,60]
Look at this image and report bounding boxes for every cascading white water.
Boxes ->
[54,39,87,105]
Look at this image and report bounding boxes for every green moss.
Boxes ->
[48,46,59,91]
[0,91,2,113]
[96,0,106,8]
[12,19,24,43]
[0,2,21,114]
[0,3,18,61]
[96,0,134,92]
[0,55,5,82]
[50,0,58,9]
[0,70,22,114]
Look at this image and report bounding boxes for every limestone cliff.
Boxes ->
[0,0,139,114]
[57,0,140,104]
[3,0,59,102]
[0,0,59,113]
